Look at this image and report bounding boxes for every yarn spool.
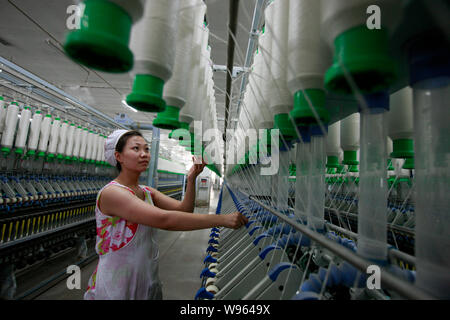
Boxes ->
[340,113,360,166]
[64,0,143,73]
[321,0,402,94]
[72,125,82,161]
[37,114,52,157]
[127,0,181,112]
[47,117,61,160]
[156,0,199,130]
[57,120,69,160]
[288,0,330,126]
[388,87,414,158]
[65,123,76,160]
[14,106,32,155]
[27,110,43,157]
[268,0,295,141]
[1,102,19,155]
[326,121,341,168]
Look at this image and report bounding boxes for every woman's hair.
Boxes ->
[115,130,144,172]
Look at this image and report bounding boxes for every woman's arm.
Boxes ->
[99,185,247,231]
[150,157,206,212]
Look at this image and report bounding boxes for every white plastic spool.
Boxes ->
[15,106,32,151]
[96,133,104,163]
[130,0,180,81]
[179,1,206,126]
[268,0,292,115]
[65,123,76,158]
[47,117,61,155]
[85,130,94,161]
[37,114,52,154]
[340,113,360,152]
[1,102,20,150]
[0,97,7,134]
[72,125,82,159]
[163,0,198,109]
[79,128,89,160]
[388,86,414,158]
[91,132,98,162]
[287,0,330,94]
[57,120,69,156]
[326,121,341,158]
[27,110,43,152]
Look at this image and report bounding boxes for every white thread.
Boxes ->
[340,113,360,151]
[287,0,330,94]
[1,103,19,149]
[326,121,341,157]
[38,115,52,153]
[130,0,181,81]
[28,111,42,151]
[15,107,32,149]
[388,87,413,140]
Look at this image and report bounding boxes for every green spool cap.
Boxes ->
[57,154,64,160]
[72,156,78,162]
[290,89,329,125]
[403,157,414,169]
[27,149,36,157]
[38,151,46,158]
[391,138,414,159]
[337,164,345,174]
[35,110,41,114]
[65,156,72,161]
[342,150,358,165]
[63,0,134,73]
[153,106,181,130]
[325,25,397,94]
[45,114,52,118]
[11,102,19,106]
[1,147,11,156]
[273,113,296,142]
[326,155,339,168]
[349,165,359,173]
[126,74,166,112]
[0,96,3,100]
[15,148,24,155]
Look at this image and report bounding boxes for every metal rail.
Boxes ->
[238,190,435,300]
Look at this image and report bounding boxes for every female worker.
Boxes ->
[84,130,247,300]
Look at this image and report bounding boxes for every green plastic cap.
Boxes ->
[57,154,64,160]
[126,74,166,112]
[391,138,414,159]
[342,150,359,165]
[290,89,329,125]
[348,164,359,173]
[326,155,339,168]
[63,0,134,73]
[35,110,41,114]
[14,148,24,155]
[1,147,11,155]
[38,151,46,158]
[153,106,181,130]
[27,149,36,156]
[325,25,397,94]
[273,113,296,142]
[403,157,414,169]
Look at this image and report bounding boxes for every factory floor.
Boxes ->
[31,187,221,300]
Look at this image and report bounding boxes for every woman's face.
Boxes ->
[115,135,150,172]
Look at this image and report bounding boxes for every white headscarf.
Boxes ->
[104,129,128,166]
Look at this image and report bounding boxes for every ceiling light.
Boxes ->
[122,100,138,113]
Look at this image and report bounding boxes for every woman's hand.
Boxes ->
[187,156,207,181]
[222,212,249,229]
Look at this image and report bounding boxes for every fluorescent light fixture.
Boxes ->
[121,100,138,113]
